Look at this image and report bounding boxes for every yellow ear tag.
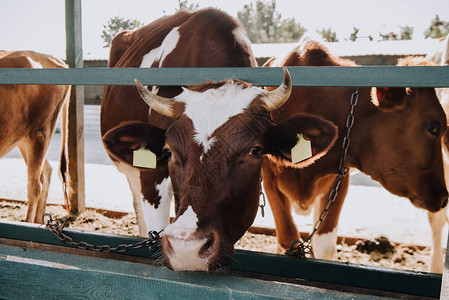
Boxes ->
[291,134,312,164]
[133,146,157,169]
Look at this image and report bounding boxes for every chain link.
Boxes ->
[286,88,359,258]
[259,174,266,217]
[42,213,162,253]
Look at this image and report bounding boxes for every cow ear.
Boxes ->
[372,87,407,111]
[103,121,166,167]
[265,114,338,168]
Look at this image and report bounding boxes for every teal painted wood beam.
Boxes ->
[0,66,448,87]
[1,243,390,300]
[0,220,441,298]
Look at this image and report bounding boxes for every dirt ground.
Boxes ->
[0,200,436,273]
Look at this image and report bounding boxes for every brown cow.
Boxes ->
[263,39,448,270]
[100,9,337,271]
[0,50,70,223]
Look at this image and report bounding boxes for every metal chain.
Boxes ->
[259,174,266,217]
[42,213,162,253]
[286,88,359,258]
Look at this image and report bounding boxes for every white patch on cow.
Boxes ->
[169,205,198,230]
[140,26,180,103]
[26,57,43,68]
[292,194,323,216]
[428,208,447,273]
[140,27,180,69]
[141,177,173,233]
[312,228,338,260]
[116,162,147,236]
[164,205,209,271]
[233,27,252,51]
[175,83,264,152]
[151,86,159,94]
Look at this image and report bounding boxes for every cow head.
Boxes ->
[103,69,338,270]
[367,76,448,212]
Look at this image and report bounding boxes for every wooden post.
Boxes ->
[441,233,449,298]
[65,0,85,214]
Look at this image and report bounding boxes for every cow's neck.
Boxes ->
[271,86,379,195]
[337,87,386,176]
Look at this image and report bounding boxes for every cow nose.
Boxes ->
[442,198,448,209]
[162,228,218,271]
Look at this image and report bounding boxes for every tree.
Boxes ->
[379,26,413,41]
[101,16,144,48]
[400,26,413,40]
[317,28,339,42]
[424,15,449,39]
[379,31,398,41]
[176,0,199,11]
[237,0,306,43]
[349,27,359,42]
[348,27,373,42]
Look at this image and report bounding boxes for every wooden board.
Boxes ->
[0,220,441,298]
[65,0,85,214]
[0,66,448,87]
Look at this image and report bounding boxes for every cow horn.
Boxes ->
[262,67,292,111]
[134,78,182,119]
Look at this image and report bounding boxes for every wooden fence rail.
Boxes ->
[0,66,448,87]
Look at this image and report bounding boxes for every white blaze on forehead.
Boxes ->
[140,27,180,69]
[174,83,264,152]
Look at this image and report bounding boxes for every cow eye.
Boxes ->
[427,121,440,137]
[162,148,172,160]
[249,146,262,156]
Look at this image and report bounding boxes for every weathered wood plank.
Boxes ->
[0,220,441,298]
[1,243,394,300]
[65,0,85,214]
[0,66,448,87]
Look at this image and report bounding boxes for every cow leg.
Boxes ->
[428,142,449,273]
[35,159,52,223]
[311,175,349,260]
[116,162,148,236]
[427,207,446,273]
[117,162,171,237]
[18,135,52,223]
[262,162,299,253]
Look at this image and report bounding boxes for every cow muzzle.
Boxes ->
[162,225,219,271]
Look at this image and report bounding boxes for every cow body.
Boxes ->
[101,8,258,239]
[101,10,338,271]
[0,50,70,223]
[263,40,448,271]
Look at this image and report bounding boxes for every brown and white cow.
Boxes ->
[100,9,337,271]
[263,39,448,270]
[0,50,70,223]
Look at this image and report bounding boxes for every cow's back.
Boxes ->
[101,8,257,135]
[0,51,68,156]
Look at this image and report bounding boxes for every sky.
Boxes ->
[1,0,449,60]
